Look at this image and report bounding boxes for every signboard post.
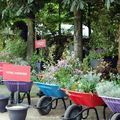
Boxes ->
[3,64,31,82]
[35,39,46,49]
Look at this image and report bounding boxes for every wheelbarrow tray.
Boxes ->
[62,89,105,107]
[101,96,120,113]
[4,81,33,92]
[34,82,66,98]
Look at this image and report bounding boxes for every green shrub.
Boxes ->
[5,35,27,58]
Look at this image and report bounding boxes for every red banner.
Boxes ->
[35,39,46,49]
[3,64,31,82]
[0,62,7,76]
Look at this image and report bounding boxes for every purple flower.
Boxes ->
[57,59,68,68]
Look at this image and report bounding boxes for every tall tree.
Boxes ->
[0,0,46,60]
[104,0,120,72]
[63,0,87,61]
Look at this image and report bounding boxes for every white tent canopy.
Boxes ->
[61,24,91,38]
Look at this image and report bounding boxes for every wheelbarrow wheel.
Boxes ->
[63,104,82,120]
[37,96,52,115]
[110,113,120,120]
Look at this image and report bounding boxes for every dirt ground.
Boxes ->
[0,97,112,120]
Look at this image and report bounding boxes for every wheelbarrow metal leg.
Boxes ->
[27,91,31,105]
[61,98,67,110]
[103,105,107,120]
[52,99,58,109]
[10,92,14,104]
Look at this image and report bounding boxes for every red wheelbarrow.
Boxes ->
[62,89,106,120]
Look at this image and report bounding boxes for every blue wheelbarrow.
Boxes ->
[34,82,69,115]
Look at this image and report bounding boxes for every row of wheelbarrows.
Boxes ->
[0,62,120,120]
[35,82,120,120]
[0,81,119,120]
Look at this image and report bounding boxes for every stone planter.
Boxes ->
[6,104,29,120]
[0,95,9,112]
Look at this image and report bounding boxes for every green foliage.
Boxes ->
[77,72,101,92]
[31,69,39,82]
[54,66,72,88]
[0,31,27,62]
[10,57,29,65]
[5,35,27,58]
[47,45,56,64]
[36,56,82,87]
[1,0,45,18]
[81,57,90,72]
[29,50,47,68]
[64,71,101,92]
[96,81,120,98]
[0,34,4,51]
[63,0,86,11]
[36,2,68,35]
[96,72,120,98]
[90,9,118,57]
[109,73,120,85]
[88,50,104,60]
[0,52,11,62]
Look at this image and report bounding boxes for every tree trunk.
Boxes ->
[26,19,34,60]
[117,25,120,73]
[88,2,91,39]
[58,0,61,36]
[73,9,83,61]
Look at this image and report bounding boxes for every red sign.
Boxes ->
[3,64,31,82]
[35,39,46,48]
[0,62,7,76]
